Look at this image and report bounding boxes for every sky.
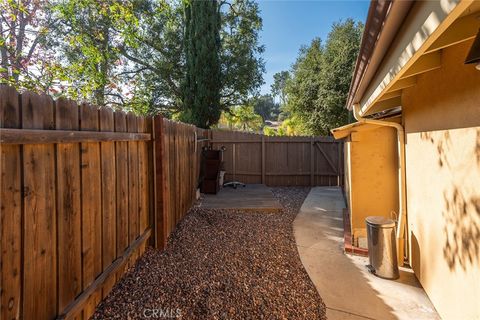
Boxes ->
[257,0,370,95]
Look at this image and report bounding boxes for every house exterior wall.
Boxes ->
[344,141,351,208]
[345,126,399,246]
[402,40,480,320]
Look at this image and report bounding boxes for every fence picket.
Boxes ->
[22,91,57,319]
[127,113,140,244]
[114,112,129,256]
[79,103,103,319]
[0,86,22,320]
[56,97,83,315]
[99,107,117,297]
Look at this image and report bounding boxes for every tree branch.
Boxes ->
[120,47,159,73]
[105,92,126,103]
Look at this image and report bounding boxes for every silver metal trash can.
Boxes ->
[365,216,399,279]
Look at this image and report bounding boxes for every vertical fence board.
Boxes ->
[138,117,149,234]
[80,104,102,287]
[310,137,314,186]
[99,107,116,296]
[164,121,171,242]
[0,86,22,320]
[22,92,57,319]
[127,113,139,244]
[82,292,101,320]
[177,126,182,222]
[168,122,175,234]
[114,106,129,274]
[114,112,129,256]
[79,104,102,320]
[175,126,181,225]
[147,117,155,247]
[56,98,82,314]
[153,116,166,248]
[165,122,171,234]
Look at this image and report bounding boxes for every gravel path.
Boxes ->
[92,187,326,319]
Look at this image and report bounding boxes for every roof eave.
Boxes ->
[347,0,415,111]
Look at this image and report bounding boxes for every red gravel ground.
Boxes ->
[92,187,326,319]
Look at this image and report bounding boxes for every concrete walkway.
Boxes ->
[294,187,439,320]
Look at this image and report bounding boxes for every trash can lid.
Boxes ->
[365,216,396,228]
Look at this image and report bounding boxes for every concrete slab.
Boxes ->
[200,184,282,211]
[294,187,439,320]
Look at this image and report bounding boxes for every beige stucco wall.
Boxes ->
[402,40,480,320]
[344,142,351,209]
[345,126,399,245]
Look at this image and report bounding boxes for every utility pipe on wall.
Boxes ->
[352,104,407,266]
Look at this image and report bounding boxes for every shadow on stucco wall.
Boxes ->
[442,189,480,271]
[420,131,453,169]
[476,129,480,165]
[419,129,480,271]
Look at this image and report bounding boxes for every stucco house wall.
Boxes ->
[344,126,399,246]
[402,40,480,320]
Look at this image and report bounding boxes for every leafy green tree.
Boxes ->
[283,19,362,135]
[315,19,362,134]
[6,0,263,121]
[271,70,289,106]
[226,104,263,131]
[277,116,305,136]
[2,0,264,122]
[118,0,184,115]
[181,0,222,128]
[122,0,264,121]
[262,115,304,136]
[51,0,141,107]
[284,37,323,131]
[263,126,277,136]
[253,94,279,121]
[219,0,265,111]
[0,0,59,92]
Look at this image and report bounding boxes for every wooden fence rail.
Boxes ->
[210,130,344,186]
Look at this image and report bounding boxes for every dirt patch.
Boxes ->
[92,187,326,319]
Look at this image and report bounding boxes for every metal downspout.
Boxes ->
[352,104,407,266]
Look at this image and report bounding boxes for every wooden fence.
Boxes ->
[210,130,343,186]
[152,117,207,248]
[0,86,154,320]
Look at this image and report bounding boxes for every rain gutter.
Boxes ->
[347,0,414,110]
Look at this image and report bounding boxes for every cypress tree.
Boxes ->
[183,0,222,128]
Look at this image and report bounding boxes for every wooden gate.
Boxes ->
[209,130,343,187]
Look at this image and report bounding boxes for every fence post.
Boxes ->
[232,143,236,182]
[310,136,314,186]
[153,115,167,249]
[147,117,156,247]
[261,135,266,184]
